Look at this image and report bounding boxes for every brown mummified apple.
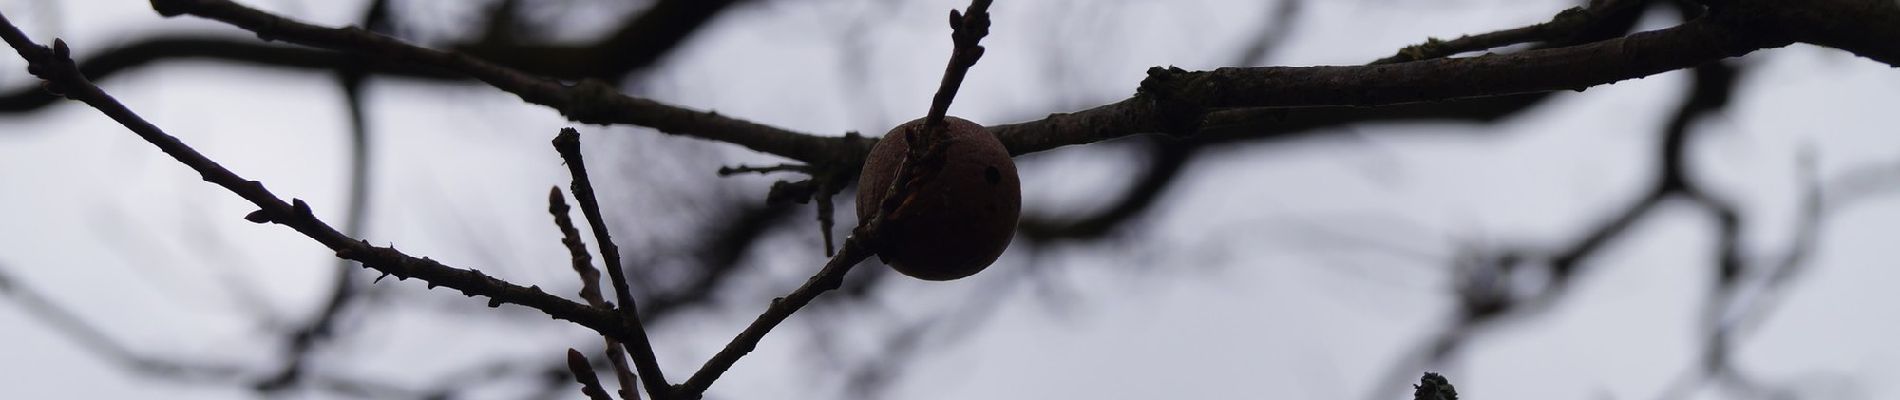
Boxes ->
[856,116,1020,281]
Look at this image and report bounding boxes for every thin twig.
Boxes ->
[886,0,995,242]
[715,163,809,176]
[147,0,848,164]
[550,187,642,400]
[567,349,615,400]
[553,129,671,400]
[925,0,992,125]
[815,179,839,256]
[1371,0,1639,65]
[678,237,875,397]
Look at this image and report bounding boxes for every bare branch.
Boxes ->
[1768,0,1900,64]
[925,0,992,125]
[551,188,642,400]
[137,0,1900,167]
[716,163,810,176]
[679,237,875,397]
[1372,0,1641,64]
[568,349,616,400]
[553,129,672,400]
[2,0,751,114]
[148,0,853,164]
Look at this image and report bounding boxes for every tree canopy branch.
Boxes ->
[140,0,1900,168]
[148,0,853,165]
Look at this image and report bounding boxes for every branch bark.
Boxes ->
[148,0,853,165]
[140,0,1900,169]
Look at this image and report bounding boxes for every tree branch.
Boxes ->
[0,37,454,113]
[567,349,617,400]
[147,0,853,165]
[135,0,1900,169]
[551,188,642,400]
[1372,0,1642,65]
[1,0,752,114]
[677,237,874,398]
[553,129,672,400]
[1757,0,1900,65]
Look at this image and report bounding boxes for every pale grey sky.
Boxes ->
[2,1,1898,399]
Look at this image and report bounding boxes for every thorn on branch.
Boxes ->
[291,198,314,218]
[244,209,274,223]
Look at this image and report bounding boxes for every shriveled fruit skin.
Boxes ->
[856,116,1020,281]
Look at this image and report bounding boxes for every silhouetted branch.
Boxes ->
[554,129,672,400]
[11,0,1900,397]
[568,349,616,400]
[507,202,799,400]
[992,5,1772,154]
[551,188,641,400]
[1373,0,1641,64]
[140,0,1900,168]
[0,37,454,113]
[0,0,747,114]
[717,163,809,176]
[678,236,874,398]
[252,1,394,392]
[148,0,852,164]
[1015,0,1642,244]
[1369,55,1746,400]
[1771,0,1900,64]
[924,0,991,125]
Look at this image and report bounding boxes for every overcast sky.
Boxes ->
[3,0,1899,399]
